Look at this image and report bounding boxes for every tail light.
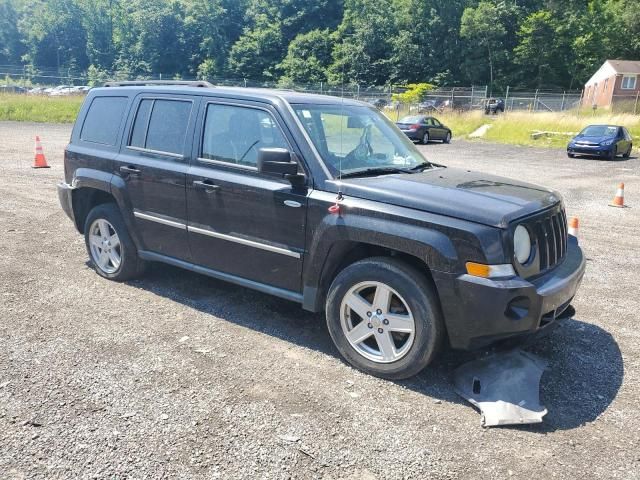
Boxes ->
[410,124,420,130]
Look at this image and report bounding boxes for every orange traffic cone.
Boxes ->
[568,217,579,238]
[32,136,50,168]
[609,183,626,208]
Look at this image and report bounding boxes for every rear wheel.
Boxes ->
[326,257,443,380]
[421,132,430,144]
[443,132,452,144]
[84,203,144,281]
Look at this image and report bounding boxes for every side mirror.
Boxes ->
[257,148,305,187]
[347,116,365,129]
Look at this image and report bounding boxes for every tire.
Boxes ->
[567,153,575,158]
[84,203,145,281]
[609,148,617,161]
[421,131,430,144]
[325,257,444,380]
[623,145,632,158]
[443,132,452,144]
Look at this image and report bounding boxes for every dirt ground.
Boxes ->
[0,121,639,479]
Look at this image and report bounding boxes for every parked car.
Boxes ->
[0,85,27,94]
[409,100,439,113]
[567,125,632,160]
[58,81,585,380]
[371,98,388,110]
[395,115,452,144]
[49,85,76,96]
[28,87,47,95]
[485,98,505,114]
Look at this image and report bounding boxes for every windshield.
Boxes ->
[580,125,618,137]
[292,104,430,177]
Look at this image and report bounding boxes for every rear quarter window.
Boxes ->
[80,96,128,145]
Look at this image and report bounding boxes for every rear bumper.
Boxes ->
[57,181,75,223]
[400,130,420,141]
[434,236,586,350]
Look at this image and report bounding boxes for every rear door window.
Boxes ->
[80,96,128,145]
[129,98,193,156]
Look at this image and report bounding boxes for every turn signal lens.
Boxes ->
[466,262,516,279]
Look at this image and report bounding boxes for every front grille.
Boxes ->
[531,208,568,271]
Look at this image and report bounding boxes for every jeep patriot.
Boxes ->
[58,81,586,379]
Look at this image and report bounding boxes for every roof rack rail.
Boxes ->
[103,80,214,88]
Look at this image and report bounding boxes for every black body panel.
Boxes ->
[59,85,586,353]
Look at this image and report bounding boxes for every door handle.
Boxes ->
[119,165,141,176]
[193,180,220,193]
[283,200,302,208]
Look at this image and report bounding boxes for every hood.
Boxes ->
[571,134,614,145]
[336,167,561,228]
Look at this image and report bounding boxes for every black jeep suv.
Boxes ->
[58,81,585,380]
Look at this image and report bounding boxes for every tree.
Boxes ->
[392,83,435,104]
[19,0,89,71]
[327,0,395,86]
[278,29,333,85]
[460,1,505,92]
[0,0,25,65]
[514,10,562,87]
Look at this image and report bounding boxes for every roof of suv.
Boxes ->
[96,84,369,107]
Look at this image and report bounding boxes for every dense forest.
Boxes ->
[0,0,639,89]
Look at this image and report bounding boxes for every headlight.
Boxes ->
[600,139,614,146]
[514,225,532,264]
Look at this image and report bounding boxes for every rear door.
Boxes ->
[430,118,447,139]
[185,100,308,292]
[114,94,198,260]
[425,117,441,139]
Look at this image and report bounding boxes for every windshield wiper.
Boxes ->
[408,161,433,172]
[339,167,412,179]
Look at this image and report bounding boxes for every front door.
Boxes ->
[186,101,308,292]
[114,95,198,260]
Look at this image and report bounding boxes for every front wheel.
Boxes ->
[84,203,145,281]
[609,148,617,161]
[623,145,632,158]
[568,152,575,158]
[326,257,443,380]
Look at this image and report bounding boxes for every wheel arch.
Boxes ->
[302,238,450,314]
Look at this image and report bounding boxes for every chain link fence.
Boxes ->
[0,64,602,115]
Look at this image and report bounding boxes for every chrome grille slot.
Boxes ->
[532,207,567,272]
[517,205,568,278]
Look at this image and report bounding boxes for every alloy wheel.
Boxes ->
[340,281,416,363]
[88,219,122,274]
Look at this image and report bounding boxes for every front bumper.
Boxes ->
[434,236,586,350]
[57,181,75,223]
[567,145,613,157]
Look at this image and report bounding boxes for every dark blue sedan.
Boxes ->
[567,125,633,160]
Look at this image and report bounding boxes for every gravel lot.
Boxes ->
[1,121,639,479]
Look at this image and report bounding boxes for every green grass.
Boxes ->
[385,108,640,149]
[481,111,640,149]
[0,94,83,123]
